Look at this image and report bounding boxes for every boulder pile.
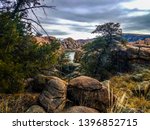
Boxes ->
[26,75,115,113]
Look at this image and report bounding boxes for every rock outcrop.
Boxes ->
[39,77,67,112]
[1,75,116,113]
[110,43,150,62]
[34,36,57,45]
[34,36,85,50]
[67,76,114,112]
[126,44,150,61]
[61,37,81,50]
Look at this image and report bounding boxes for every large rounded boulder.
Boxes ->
[63,106,99,113]
[67,76,114,112]
[39,76,67,112]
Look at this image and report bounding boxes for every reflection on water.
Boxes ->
[65,51,75,63]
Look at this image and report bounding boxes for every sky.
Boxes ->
[33,0,150,39]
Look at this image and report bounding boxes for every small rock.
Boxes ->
[26,105,46,113]
[62,106,99,113]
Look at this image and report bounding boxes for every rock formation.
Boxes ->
[61,37,81,50]
[67,76,115,112]
[34,36,57,45]
[39,76,67,112]
[34,36,85,50]
[23,75,116,113]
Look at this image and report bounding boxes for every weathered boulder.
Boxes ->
[67,76,114,112]
[26,105,46,113]
[63,106,99,113]
[39,77,67,112]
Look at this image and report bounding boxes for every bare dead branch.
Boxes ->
[22,21,40,34]
[22,18,51,41]
[18,5,55,12]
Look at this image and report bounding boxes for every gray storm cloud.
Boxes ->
[32,0,150,38]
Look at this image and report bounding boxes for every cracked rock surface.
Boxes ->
[39,77,67,112]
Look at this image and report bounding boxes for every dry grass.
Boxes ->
[0,93,39,113]
[108,66,150,113]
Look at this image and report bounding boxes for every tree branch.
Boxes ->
[18,5,55,12]
[22,18,50,40]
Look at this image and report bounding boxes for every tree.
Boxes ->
[81,22,130,80]
[81,37,112,80]
[92,22,122,45]
[0,0,60,93]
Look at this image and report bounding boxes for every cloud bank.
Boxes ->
[32,0,150,39]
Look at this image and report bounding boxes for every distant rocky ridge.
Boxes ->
[34,36,56,45]
[123,33,150,42]
[34,33,150,50]
[61,37,81,50]
[34,36,88,50]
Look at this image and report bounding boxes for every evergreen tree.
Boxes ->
[81,22,129,80]
[92,22,122,45]
[0,0,59,93]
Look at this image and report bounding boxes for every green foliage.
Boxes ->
[74,50,83,63]
[83,37,107,51]
[81,22,130,80]
[57,51,79,76]
[81,37,113,80]
[92,22,122,45]
[0,12,60,93]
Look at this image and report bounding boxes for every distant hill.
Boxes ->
[123,33,150,42]
[76,33,150,44]
[34,33,150,50]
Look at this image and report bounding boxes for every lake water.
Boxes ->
[65,51,75,63]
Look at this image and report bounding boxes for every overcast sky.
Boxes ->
[33,0,150,39]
